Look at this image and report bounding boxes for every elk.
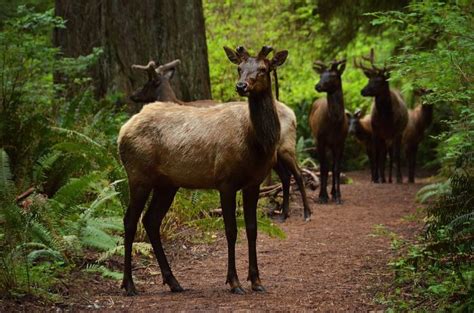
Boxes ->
[130,59,311,221]
[309,59,348,204]
[403,88,433,182]
[354,49,408,183]
[130,60,216,107]
[348,109,376,181]
[118,46,287,296]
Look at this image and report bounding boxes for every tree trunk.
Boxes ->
[53,0,211,108]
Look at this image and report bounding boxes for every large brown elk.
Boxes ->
[118,46,287,296]
[354,49,408,183]
[130,59,311,221]
[403,88,433,182]
[309,59,348,204]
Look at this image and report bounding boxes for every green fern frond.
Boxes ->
[84,264,122,280]
[449,212,474,230]
[52,171,103,208]
[32,151,62,185]
[51,127,104,150]
[416,180,451,203]
[0,149,15,200]
[27,249,63,264]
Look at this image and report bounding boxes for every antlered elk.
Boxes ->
[118,45,287,296]
[403,88,433,183]
[130,59,311,221]
[309,59,348,204]
[355,49,408,183]
[130,60,216,107]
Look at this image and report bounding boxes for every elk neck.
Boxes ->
[326,86,345,122]
[374,85,392,117]
[157,80,184,105]
[247,86,281,156]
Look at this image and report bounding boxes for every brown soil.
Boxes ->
[1,171,429,312]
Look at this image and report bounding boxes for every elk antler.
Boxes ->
[132,61,158,80]
[156,59,181,74]
[236,46,250,60]
[313,60,327,73]
[329,58,346,71]
[258,46,273,59]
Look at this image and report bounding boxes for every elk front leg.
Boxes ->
[243,185,265,292]
[220,190,243,294]
[393,136,403,183]
[317,143,329,203]
[333,146,344,204]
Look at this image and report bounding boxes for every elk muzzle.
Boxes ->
[236,82,249,96]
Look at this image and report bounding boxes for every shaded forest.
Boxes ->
[0,0,472,311]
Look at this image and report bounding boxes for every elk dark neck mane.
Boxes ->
[326,87,345,121]
[248,86,281,155]
[375,85,392,117]
[157,81,184,105]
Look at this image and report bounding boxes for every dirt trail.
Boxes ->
[11,171,427,312]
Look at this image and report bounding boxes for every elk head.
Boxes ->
[313,59,346,93]
[348,108,364,134]
[354,48,392,97]
[130,59,181,103]
[223,45,288,97]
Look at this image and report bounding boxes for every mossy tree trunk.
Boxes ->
[53,0,211,108]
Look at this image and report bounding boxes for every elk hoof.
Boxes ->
[334,198,343,205]
[122,281,138,296]
[252,284,266,292]
[304,213,311,222]
[164,275,184,292]
[318,197,329,204]
[231,286,246,295]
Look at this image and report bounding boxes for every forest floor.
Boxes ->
[2,170,430,312]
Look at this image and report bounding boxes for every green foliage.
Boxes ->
[370,1,474,310]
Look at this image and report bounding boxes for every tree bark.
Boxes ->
[53,0,211,107]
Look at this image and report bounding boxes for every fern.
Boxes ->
[52,171,103,209]
[27,249,63,264]
[84,264,122,280]
[416,180,451,204]
[32,150,62,185]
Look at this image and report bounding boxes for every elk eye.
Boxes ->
[237,67,242,74]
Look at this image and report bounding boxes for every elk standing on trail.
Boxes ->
[348,109,376,182]
[403,88,433,183]
[118,45,288,296]
[130,58,311,221]
[355,49,408,183]
[309,59,348,204]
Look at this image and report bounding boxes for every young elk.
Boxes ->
[118,45,288,296]
[348,109,376,181]
[131,59,311,221]
[355,49,408,183]
[309,59,348,204]
[130,60,216,107]
[403,88,433,183]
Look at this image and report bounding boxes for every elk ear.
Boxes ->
[224,46,240,64]
[338,62,346,75]
[345,111,352,120]
[271,50,288,69]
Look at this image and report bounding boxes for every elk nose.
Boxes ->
[315,83,322,92]
[236,82,248,92]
